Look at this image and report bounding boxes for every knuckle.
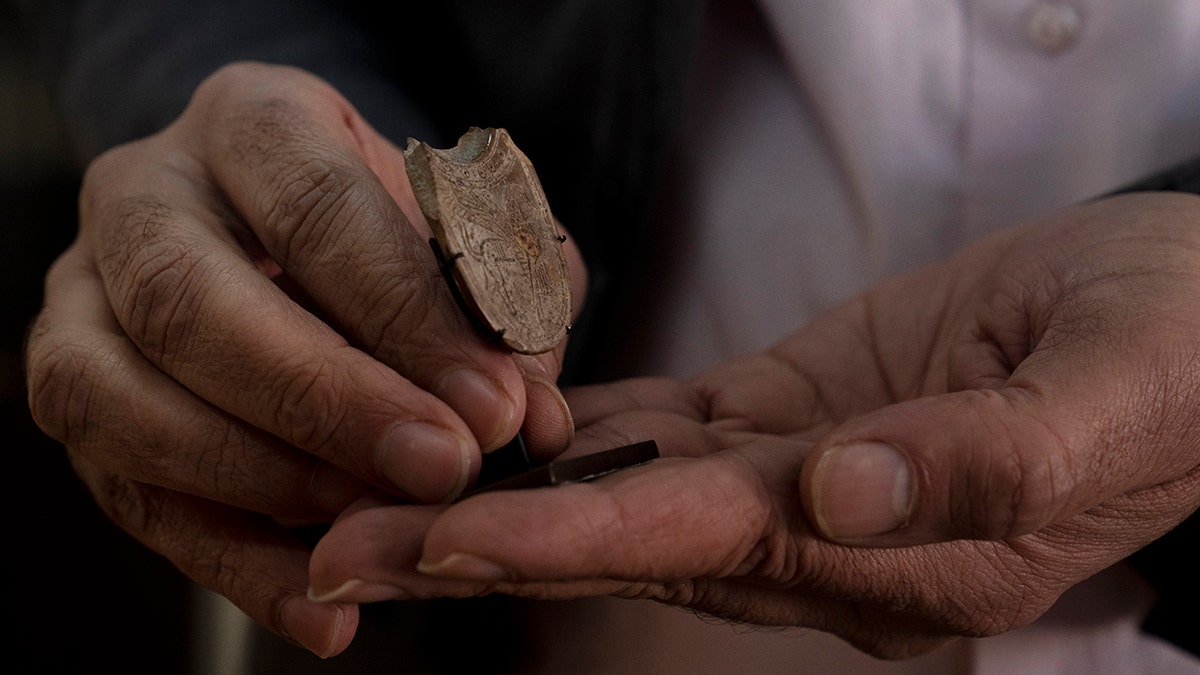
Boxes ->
[226,95,317,170]
[194,64,345,181]
[958,390,1075,538]
[101,197,211,367]
[357,270,443,352]
[211,82,378,267]
[197,535,247,601]
[273,358,351,453]
[192,68,442,357]
[81,457,264,616]
[612,580,693,604]
[650,580,700,606]
[258,155,439,357]
[78,148,120,208]
[79,142,147,222]
[194,61,326,116]
[71,450,282,633]
[259,154,366,266]
[69,451,171,557]
[26,321,108,447]
[94,465,159,539]
[191,62,311,130]
[194,61,273,101]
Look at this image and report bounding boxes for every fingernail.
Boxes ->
[433,369,517,451]
[417,553,512,582]
[809,442,913,540]
[279,595,351,659]
[378,422,472,502]
[308,579,409,604]
[521,371,575,451]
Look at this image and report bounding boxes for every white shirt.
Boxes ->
[640,0,1200,380]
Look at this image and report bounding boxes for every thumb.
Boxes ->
[799,384,1171,547]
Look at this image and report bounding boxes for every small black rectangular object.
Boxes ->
[462,440,659,500]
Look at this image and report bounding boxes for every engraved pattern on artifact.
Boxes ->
[404,128,571,354]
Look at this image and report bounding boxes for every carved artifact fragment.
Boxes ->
[405,128,656,498]
[404,127,572,355]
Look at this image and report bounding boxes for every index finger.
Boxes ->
[417,435,808,583]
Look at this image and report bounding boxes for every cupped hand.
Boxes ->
[309,193,1200,658]
[24,62,585,656]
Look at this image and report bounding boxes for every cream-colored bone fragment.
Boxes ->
[404,127,571,355]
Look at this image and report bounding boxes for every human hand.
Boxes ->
[308,193,1200,658]
[24,62,584,656]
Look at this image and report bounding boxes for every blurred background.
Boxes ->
[1,5,192,672]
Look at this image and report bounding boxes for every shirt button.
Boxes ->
[1024,2,1084,54]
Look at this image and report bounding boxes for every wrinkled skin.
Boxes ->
[24,62,585,656]
[310,193,1200,659]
